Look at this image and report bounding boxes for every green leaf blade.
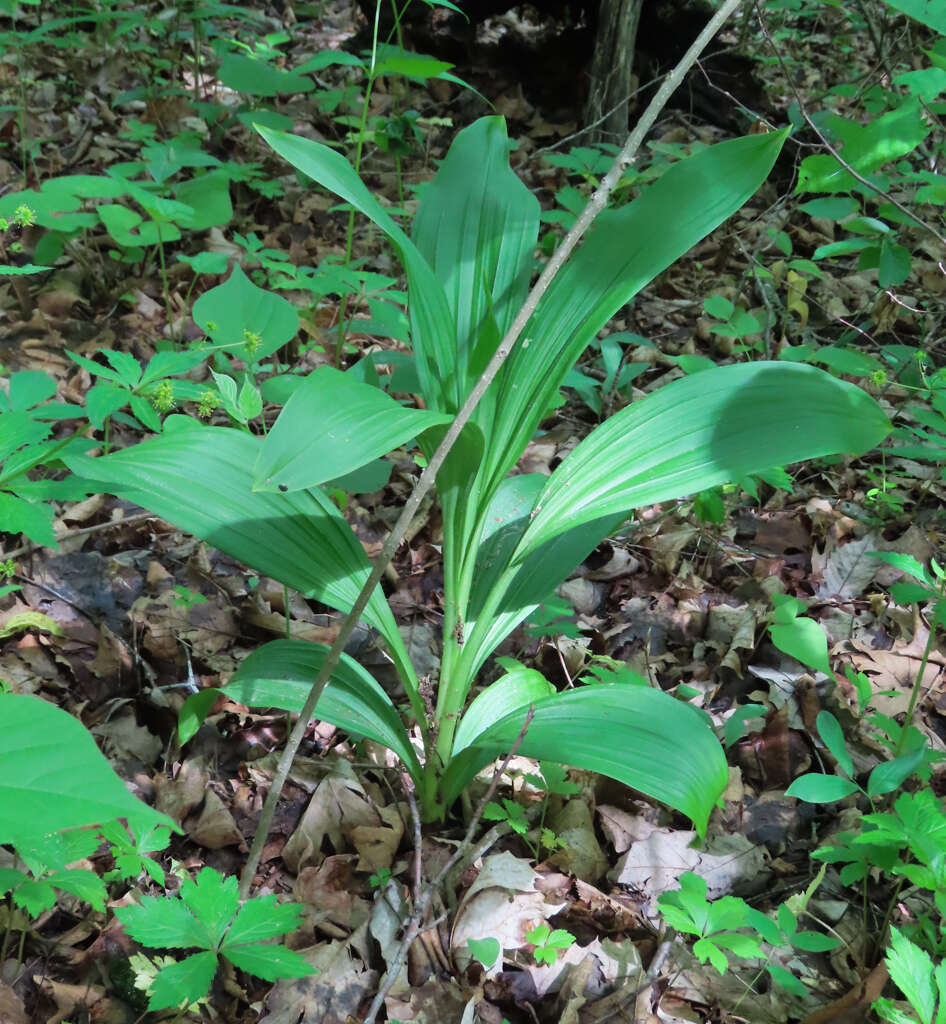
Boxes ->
[443,686,727,837]
[785,773,861,802]
[180,869,239,948]
[223,942,315,981]
[225,894,304,946]
[115,895,211,950]
[515,362,890,562]
[255,367,450,492]
[0,693,176,845]
[223,639,422,778]
[411,116,539,402]
[148,951,219,1012]
[192,265,298,362]
[255,125,456,410]
[63,424,415,689]
[483,129,790,491]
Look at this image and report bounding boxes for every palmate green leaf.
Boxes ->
[479,129,790,496]
[514,363,890,564]
[115,893,213,950]
[452,665,554,754]
[0,693,176,845]
[224,893,305,946]
[0,409,50,463]
[223,942,314,981]
[180,869,239,948]
[47,868,107,912]
[223,639,423,778]
[0,868,28,896]
[148,951,218,1012]
[255,367,451,492]
[256,125,457,411]
[0,491,57,547]
[443,686,727,837]
[884,927,937,1024]
[411,117,539,405]
[12,879,58,916]
[64,422,416,691]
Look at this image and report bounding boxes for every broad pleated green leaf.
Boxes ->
[255,367,451,492]
[515,362,890,563]
[0,693,177,844]
[442,686,728,837]
[451,665,554,755]
[412,117,539,404]
[65,422,416,689]
[256,125,457,411]
[463,513,621,682]
[479,130,791,496]
[223,639,422,778]
[460,472,620,680]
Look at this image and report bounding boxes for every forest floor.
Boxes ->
[0,1,945,1022]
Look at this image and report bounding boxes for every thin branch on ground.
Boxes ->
[1,511,158,562]
[362,707,535,1024]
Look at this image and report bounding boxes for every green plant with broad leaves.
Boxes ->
[68,347,212,438]
[781,704,946,1022]
[0,685,179,965]
[114,866,313,1011]
[524,923,576,966]
[68,115,890,834]
[789,3,946,299]
[658,867,840,994]
[0,689,176,847]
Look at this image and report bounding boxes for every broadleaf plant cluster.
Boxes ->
[67,115,890,831]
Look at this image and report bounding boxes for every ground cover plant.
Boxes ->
[0,0,945,1021]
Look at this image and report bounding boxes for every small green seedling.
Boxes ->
[525,923,576,966]
[523,761,581,857]
[768,593,833,677]
[467,936,501,971]
[703,295,767,345]
[483,797,529,836]
[207,369,263,427]
[69,348,209,435]
[0,828,106,917]
[369,867,392,889]
[115,866,314,1011]
[171,585,208,610]
[787,709,931,804]
[98,820,171,886]
[658,869,838,992]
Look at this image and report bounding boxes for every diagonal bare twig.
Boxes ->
[362,706,535,1024]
